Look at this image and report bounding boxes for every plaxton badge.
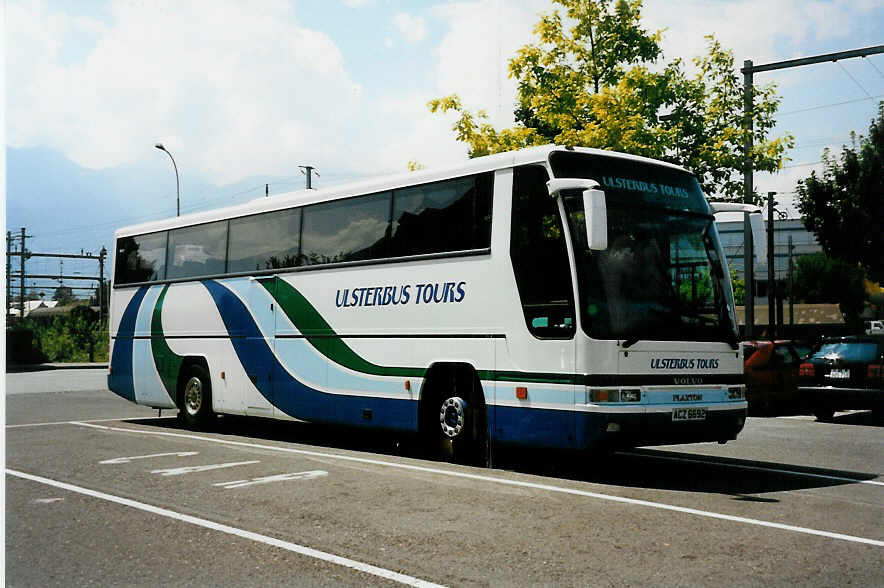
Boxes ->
[673,393,703,402]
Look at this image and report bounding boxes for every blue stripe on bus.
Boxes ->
[108,286,150,402]
[200,280,417,432]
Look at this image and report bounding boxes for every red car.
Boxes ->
[742,340,802,416]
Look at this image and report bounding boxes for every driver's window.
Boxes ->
[510,166,575,339]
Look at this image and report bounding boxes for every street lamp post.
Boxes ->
[155,143,180,216]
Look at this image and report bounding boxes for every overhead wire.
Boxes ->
[777,93,884,116]
[837,61,872,98]
[864,56,884,83]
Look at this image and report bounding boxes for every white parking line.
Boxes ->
[151,461,260,476]
[6,468,445,588]
[6,416,173,429]
[72,421,884,547]
[100,452,199,465]
[215,470,328,489]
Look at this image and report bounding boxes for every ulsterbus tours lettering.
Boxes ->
[650,358,720,370]
[601,176,690,199]
[335,281,467,308]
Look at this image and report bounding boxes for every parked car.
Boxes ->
[791,341,817,361]
[798,336,884,422]
[742,340,801,416]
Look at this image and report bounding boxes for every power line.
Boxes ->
[778,93,884,116]
[837,61,872,98]
[783,160,822,169]
[865,56,884,82]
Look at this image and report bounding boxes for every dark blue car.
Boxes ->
[799,336,884,422]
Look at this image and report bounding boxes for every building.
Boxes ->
[715,214,822,307]
[7,299,58,318]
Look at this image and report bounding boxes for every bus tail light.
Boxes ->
[515,387,528,400]
[868,364,883,382]
[799,363,815,377]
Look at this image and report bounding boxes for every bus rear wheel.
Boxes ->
[437,394,485,465]
[178,364,215,429]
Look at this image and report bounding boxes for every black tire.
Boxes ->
[436,393,487,465]
[813,407,835,423]
[178,364,215,429]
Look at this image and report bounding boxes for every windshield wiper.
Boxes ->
[621,337,640,348]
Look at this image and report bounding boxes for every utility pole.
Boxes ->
[299,165,319,190]
[20,227,27,320]
[741,44,884,340]
[767,192,777,339]
[743,60,755,339]
[6,231,12,321]
[98,247,107,323]
[788,235,794,333]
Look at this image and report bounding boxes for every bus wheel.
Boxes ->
[178,364,214,429]
[438,395,484,464]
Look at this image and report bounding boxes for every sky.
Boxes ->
[5,0,884,296]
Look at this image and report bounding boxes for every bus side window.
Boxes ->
[511,166,575,338]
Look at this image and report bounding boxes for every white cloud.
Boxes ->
[7,0,362,184]
[394,13,428,44]
[431,0,548,129]
[9,0,881,189]
[642,0,884,78]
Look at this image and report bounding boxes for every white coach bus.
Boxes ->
[108,145,755,462]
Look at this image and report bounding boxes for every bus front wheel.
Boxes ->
[178,364,215,429]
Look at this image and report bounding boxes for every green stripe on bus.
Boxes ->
[151,284,184,398]
[262,278,581,387]
[263,278,422,379]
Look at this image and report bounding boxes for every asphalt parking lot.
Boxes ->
[6,369,883,586]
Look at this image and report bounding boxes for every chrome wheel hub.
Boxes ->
[184,376,203,416]
[440,397,466,439]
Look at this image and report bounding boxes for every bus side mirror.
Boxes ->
[584,188,608,251]
[748,211,766,267]
[546,178,608,251]
[708,202,766,266]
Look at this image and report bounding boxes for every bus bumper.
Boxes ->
[577,406,747,450]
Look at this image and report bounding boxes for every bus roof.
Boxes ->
[115,145,689,238]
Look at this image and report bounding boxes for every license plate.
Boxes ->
[672,407,707,422]
[827,369,850,379]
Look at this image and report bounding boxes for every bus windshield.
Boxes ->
[551,152,738,345]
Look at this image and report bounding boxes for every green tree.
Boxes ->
[53,285,76,305]
[429,0,792,203]
[795,102,884,284]
[790,252,866,325]
[730,268,745,306]
[68,305,101,362]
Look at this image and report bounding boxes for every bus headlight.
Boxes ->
[727,386,745,400]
